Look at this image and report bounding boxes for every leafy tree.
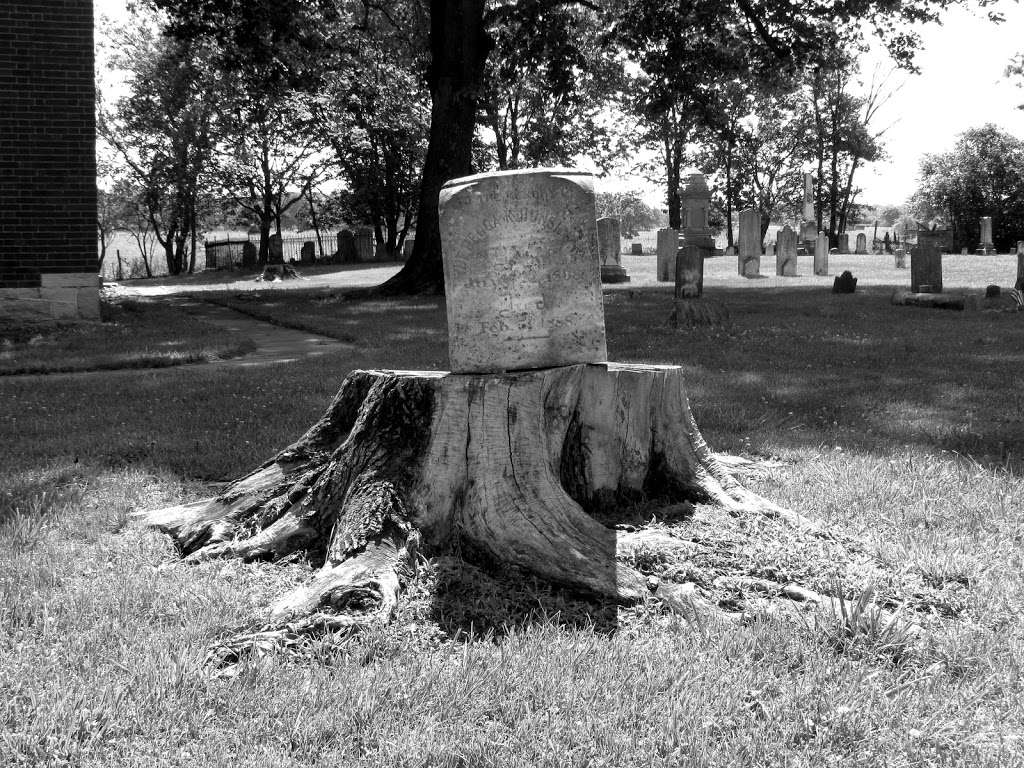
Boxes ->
[99,10,214,275]
[911,124,1024,252]
[595,190,665,237]
[153,0,1001,291]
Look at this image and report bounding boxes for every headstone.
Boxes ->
[919,228,953,254]
[985,285,1000,298]
[894,248,906,269]
[776,225,797,276]
[597,217,630,283]
[838,233,850,254]
[402,237,415,261]
[855,233,868,254]
[337,229,358,263]
[978,216,995,255]
[814,232,828,276]
[354,226,374,262]
[911,241,943,293]
[832,270,857,293]
[630,242,643,255]
[675,244,707,298]
[438,167,607,374]
[656,228,679,282]
[800,173,816,246]
[737,208,761,278]
[1017,241,1024,290]
[268,234,283,264]
[242,241,257,268]
[300,240,315,263]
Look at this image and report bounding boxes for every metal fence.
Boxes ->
[203,234,320,269]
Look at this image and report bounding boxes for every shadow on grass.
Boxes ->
[605,284,1024,475]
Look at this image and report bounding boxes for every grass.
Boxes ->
[0,297,256,375]
[2,267,1024,765]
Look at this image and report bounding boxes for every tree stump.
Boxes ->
[139,363,807,656]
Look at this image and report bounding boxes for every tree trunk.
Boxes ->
[139,363,810,665]
[378,0,491,295]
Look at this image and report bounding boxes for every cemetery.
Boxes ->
[4,0,1024,764]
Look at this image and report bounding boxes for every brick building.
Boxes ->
[0,0,100,321]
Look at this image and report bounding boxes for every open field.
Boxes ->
[1,274,1023,765]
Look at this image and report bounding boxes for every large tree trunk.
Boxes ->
[139,363,811,664]
[378,0,490,295]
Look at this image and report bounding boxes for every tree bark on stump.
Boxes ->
[139,363,807,658]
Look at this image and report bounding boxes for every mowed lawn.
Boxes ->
[2,259,1023,766]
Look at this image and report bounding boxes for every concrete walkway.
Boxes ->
[160,296,349,368]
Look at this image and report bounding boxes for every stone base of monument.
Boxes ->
[138,363,813,666]
[891,290,978,311]
[600,264,631,283]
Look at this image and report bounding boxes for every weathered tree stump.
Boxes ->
[139,363,807,657]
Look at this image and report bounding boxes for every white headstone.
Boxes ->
[597,216,630,283]
[814,232,829,276]
[738,208,761,278]
[776,225,797,276]
[855,233,868,254]
[439,168,608,374]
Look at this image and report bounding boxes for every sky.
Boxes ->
[93,0,1024,207]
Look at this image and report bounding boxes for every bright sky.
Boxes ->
[94,0,1024,207]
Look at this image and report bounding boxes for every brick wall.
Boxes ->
[0,1,99,318]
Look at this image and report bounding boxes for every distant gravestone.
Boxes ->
[268,234,284,264]
[402,238,415,261]
[911,241,943,293]
[1017,241,1024,289]
[300,240,315,263]
[681,173,715,248]
[838,233,850,254]
[242,240,257,268]
[894,248,906,269]
[630,242,643,255]
[337,229,358,263]
[597,217,630,283]
[776,225,797,276]
[354,226,374,262]
[737,208,760,278]
[800,173,816,246]
[438,167,607,374]
[814,232,829,276]
[675,243,707,298]
[978,216,995,255]
[656,228,679,282]
[855,233,868,254]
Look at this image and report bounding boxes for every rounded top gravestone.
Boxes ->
[439,167,608,374]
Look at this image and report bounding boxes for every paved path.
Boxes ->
[160,296,349,368]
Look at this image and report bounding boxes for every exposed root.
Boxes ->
[138,363,840,666]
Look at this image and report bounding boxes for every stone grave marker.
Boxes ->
[402,238,415,261]
[300,240,315,263]
[855,233,867,254]
[681,173,715,248]
[242,240,257,268]
[776,225,797,276]
[675,243,706,298]
[814,232,829,276]
[894,248,906,269]
[738,208,761,278]
[354,226,374,262]
[337,229,358,263]
[978,216,995,255]
[269,234,284,264]
[1017,241,1024,289]
[438,167,607,373]
[800,173,816,246]
[597,217,630,283]
[911,241,943,293]
[630,242,643,255]
[838,233,850,254]
[657,228,679,282]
